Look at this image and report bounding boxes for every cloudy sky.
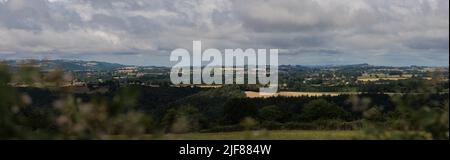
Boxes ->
[0,0,448,66]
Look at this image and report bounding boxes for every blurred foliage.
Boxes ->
[161,105,207,133]
[353,94,449,140]
[0,63,153,139]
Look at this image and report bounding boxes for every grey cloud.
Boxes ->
[405,37,449,50]
[0,0,448,66]
[282,48,341,56]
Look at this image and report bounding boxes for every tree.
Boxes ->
[259,105,284,122]
[161,105,207,133]
[301,99,349,121]
[223,98,258,125]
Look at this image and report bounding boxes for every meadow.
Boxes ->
[109,130,365,140]
[110,130,436,140]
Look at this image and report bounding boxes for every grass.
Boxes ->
[105,130,435,140]
[137,130,364,140]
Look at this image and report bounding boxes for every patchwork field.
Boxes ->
[245,91,354,98]
[244,91,422,98]
[357,77,409,82]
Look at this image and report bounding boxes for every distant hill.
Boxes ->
[1,59,126,71]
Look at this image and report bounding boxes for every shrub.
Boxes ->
[301,99,350,121]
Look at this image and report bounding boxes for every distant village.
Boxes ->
[3,60,449,94]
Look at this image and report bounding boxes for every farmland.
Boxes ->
[246,91,344,98]
[159,130,363,140]
[1,61,448,140]
[109,130,365,140]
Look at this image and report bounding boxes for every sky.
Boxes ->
[0,0,448,66]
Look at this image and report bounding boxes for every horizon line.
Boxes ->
[1,58,449,68]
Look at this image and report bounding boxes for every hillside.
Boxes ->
[2,59,125,71]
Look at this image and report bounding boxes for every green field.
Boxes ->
[138,130,364,140]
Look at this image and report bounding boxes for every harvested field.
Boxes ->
[245,91,349,98]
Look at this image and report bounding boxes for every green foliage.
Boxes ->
[240,117,258,130]
[161,105,207,133]
[360,94,449,140]
[363,107,384,121]
[0,64,43,139]
[0,64,154,139]
[110,87,140,116]
[391,94,448,139]
[223,98,258,125]
[53,96,153,139]
[168,86,245,125]
[0,64,19,138]
[259,105,284,122]
[191,85,245,98]
[1,62,449,140]
[301,99,350,122]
